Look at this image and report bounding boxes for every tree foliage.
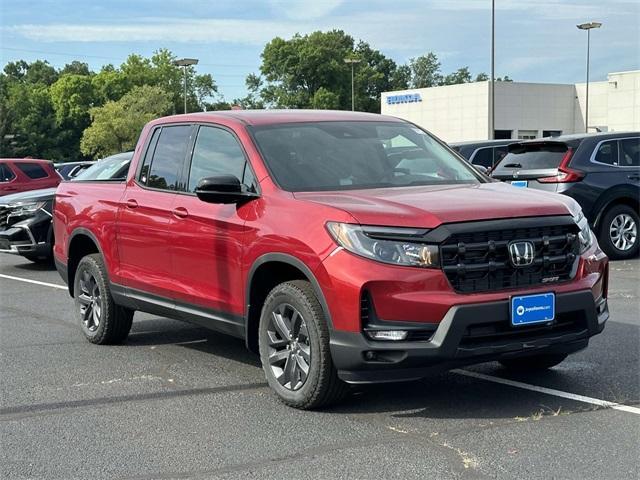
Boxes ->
[1,36,511,161]
[81,85,172,158]
[1,50,221,161]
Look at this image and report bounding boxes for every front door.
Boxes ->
[169,124,259,323]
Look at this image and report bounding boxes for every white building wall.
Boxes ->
[575,70,640,133]
[381,82,488,143]
[494,82,576,139]
[382,70,640,143]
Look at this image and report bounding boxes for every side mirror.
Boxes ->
[473,164,489,175]
[195,175,258,204]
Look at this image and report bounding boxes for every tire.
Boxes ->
[74,253,133,345]
[499,353,568,372]
[258,280,348,409]
[598,204,639,260]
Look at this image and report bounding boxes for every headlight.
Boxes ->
[7,201,47,218]
[326,222,439,268]
[574,210,594,253]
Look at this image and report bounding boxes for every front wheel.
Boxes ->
[258,280,348,409]
[74,253,133,344]
[598,204,639,260]
[499,353,568,372]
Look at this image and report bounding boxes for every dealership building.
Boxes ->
[381,70,639,143]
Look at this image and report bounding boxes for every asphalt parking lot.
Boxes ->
[1,254,638,480]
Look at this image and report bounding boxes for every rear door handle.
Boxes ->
[628,174,640,181]
[126,199,138,209]
[172,206,188,219]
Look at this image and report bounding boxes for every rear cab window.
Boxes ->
[15,162,49,179]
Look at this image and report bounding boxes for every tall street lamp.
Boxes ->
[489,0,495,140]
[172,58,199,114]
[577,22,602,133]
[344,57,361,111]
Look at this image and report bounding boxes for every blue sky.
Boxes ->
[1,0,638,101]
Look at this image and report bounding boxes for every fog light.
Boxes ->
[365,330,408,341]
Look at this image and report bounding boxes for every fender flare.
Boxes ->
[245,253,335,341]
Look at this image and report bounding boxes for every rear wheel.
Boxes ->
[258,280,348,409]
[598,204,639,260]
[499,353,568,372]
[74,253,133,344]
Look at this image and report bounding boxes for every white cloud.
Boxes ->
[267,0,344,20]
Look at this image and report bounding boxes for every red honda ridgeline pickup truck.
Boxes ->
[54,110,609,409]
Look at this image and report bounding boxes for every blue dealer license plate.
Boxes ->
[511,293,555,326]
[511,180,528,188]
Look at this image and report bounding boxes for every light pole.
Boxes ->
[344,57,361,111]
[172,58,199,114]
[489,0,495,140]
[577,22,602,133]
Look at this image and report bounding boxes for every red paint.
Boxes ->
[0,159,60,196]
[54,111,609,334]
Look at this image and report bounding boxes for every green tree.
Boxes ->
[312,87,340,109]
[60,61,91,76]
[409,52,441,88]
[439,67,472,86]
[81,85,171,158]
[256,30,406,112]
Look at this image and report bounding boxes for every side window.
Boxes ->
[138,128,160,185]
[145,125,192,191]
[187,126,254,192]
[593,140,619,166]
[471,148,493,168]
[16,163,48,179]
[619,138,640,167]
[493,146,509,167]
[0,163,16,182]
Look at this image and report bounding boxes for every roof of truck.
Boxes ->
[156,109,405,126]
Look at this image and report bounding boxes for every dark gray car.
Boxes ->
[491,132,640,259]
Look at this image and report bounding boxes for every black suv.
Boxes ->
[491,132,640,259]
[450,139,516,170]
[0,152,131,263]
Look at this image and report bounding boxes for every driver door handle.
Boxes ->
[172,206,188,219]
[125,199,138,209]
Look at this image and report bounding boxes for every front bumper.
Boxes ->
[0,215,52,258]
[330,289,608,383]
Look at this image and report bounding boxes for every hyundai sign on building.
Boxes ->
[381,70,639,143]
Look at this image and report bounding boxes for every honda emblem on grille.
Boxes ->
[508,241,535,267]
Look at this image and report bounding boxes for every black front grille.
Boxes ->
[0,206,8,228]
[441,221,580,293]
[459,312,588,348]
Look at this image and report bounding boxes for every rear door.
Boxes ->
[491,141,572,192]
[117,124,194,299]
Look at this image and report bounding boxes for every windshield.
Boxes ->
[251,121,480,192]
[493,143,568,173]
[72,153,132,181]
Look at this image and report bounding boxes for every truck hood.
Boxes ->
[294,182,580,228]
[0,187,56,206]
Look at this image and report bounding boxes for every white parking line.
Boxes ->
[2,271,639,415]
[0,273,67,290]
[454,369,640,415]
